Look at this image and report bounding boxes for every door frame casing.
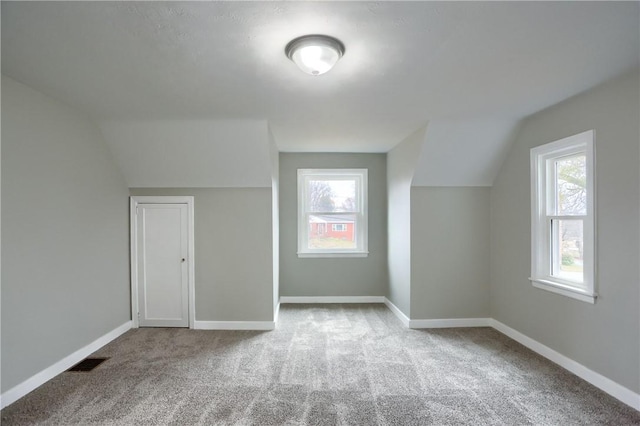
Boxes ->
[130,196,195,328]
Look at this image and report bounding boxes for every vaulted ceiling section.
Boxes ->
[2,2,638,186]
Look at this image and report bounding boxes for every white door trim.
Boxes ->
[130,196,195,329]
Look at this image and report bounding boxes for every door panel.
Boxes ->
[137,204,188,327]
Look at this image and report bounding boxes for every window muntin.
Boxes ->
[530,130,595,303]
[298,169,368,257]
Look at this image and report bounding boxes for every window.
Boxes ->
[298,169,368,257]
[530,130,595,303]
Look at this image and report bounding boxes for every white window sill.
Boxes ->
[298,252,369,258]
[529,278,597,304]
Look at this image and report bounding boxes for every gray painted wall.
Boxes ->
[1,76,130,392]
[279,153,387,297]
[130,188,274,322]
[411,187,491,319]
[387,127,426,316]
[490,70,640,392]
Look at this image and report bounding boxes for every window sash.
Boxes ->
[302,175,362,215]
[545,153,587,217]
[536,215,593,289]
[547,216,585,286]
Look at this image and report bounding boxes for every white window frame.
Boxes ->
[298,168,368,258]
[530,130,596,303]
[332,224,347,232]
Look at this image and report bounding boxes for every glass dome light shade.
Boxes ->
[285,35,345,76]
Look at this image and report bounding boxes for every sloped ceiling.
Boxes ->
[413,120,521,187]
[99,120,272,188]
[2,2,638,186]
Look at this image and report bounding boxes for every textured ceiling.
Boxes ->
[2,1,639,185]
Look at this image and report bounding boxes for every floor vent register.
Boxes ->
[67,357,109,372]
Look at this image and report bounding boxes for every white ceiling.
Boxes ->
[2,2,638,186]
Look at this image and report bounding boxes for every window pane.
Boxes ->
[555,155,586,215]
[308,214,356,249]
[552,219,584,283]
[307,179,357,212]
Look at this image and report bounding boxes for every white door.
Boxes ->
[136,203,189,327]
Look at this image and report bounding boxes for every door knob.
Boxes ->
[181,258,186,262]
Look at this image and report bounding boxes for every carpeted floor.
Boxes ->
[2,304,639,425]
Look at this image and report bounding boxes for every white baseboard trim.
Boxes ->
[4,311,636,413]
[383,297,410,327]
[0,320,132,410]
[279,296,385,304]
[194,321,275,331]
[384,306,639,410]
[376,299,491,330]
[490,319,640,411]
[410,318,491,329]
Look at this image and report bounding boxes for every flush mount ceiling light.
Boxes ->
[285,35,345,76]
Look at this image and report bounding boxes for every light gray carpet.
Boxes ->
[2,304,639,425]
